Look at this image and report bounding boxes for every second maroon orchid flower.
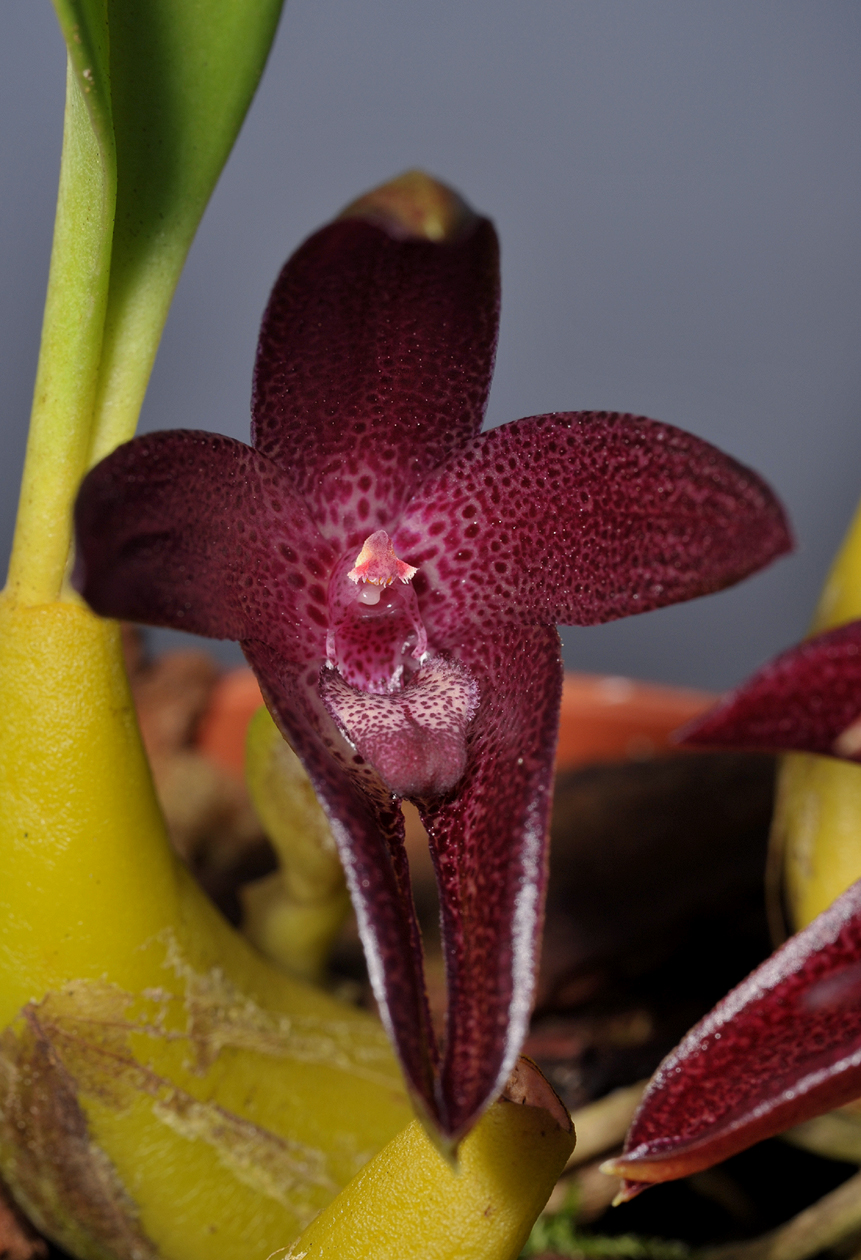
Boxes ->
[73,172,791,1147]
[606,619,861,1197]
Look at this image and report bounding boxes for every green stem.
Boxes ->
[6,57,115,605]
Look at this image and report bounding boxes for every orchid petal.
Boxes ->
[678,620,861,761]
[242,640,440,1122]
[604,876,861,1198]
[74,430,334,661]
[251,210,499,549]
[395,412,791,637]
[418,625,564,1141]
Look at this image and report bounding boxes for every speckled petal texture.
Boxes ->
[242,640,439,1118]
[252,216,499,549]
[607,877,861,1197]
[395,412,792,636]
[418,625,563,1139]
[74,431,335,662]
[678,620,861,760]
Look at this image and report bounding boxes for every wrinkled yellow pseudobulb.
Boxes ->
[284,1057,575,1260]
[242,705,351,983]
[0,593,411,1260]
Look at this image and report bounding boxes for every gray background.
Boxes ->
[3,1,861,690]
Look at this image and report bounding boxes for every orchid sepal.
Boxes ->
[604,874,861,1199]
[678,619,861,762]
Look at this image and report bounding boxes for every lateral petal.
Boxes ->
[417,624,564,1141]
[395,412,791,637]
[678,620,861,761]
[605,877,861,1198]
[251,185,499,550]
[74,430,334,662]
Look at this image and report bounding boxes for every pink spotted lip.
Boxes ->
[321,655,479,798]
[73,174,793,1145]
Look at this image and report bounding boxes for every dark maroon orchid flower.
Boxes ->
[605,874,861,1200]
[72,172,791,1147]
[679,618,861,760]
[604,621,861,1197]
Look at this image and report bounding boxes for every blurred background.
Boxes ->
[3,1,861,690]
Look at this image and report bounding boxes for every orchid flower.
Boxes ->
[679,619,861,760]
[605,621,861,1198]
[72,172,791,1147]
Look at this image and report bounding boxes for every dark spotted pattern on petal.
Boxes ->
[320,655,479,798]
[678,620,861,760]
[74,431,335,662]
[395,413,792,638]
[251,216,499,549]
[606,877,861,1197]
[418,625,563,1140]
[241,640,439,1121]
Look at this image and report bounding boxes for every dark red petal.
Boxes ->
[241,641,440,1127]
[418,624,564,1140]
[394,412,792,638]
[251,215,499,550]
[678,620,861,761]
[605,876,861,1197]
[74,430,334,662]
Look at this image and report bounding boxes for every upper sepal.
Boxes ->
[605,876,861,1198]
[678,620,861,761]
[251,175,500,549]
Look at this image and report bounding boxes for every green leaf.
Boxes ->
[89,0,286,464]
[51,0,113,163]
[8,0,284,601]
[8,3,116,602]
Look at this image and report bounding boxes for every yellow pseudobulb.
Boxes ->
[777,499,861,929]
[0,593,411,1260]
[284,1058,575,1260]
[241,706,351,982]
